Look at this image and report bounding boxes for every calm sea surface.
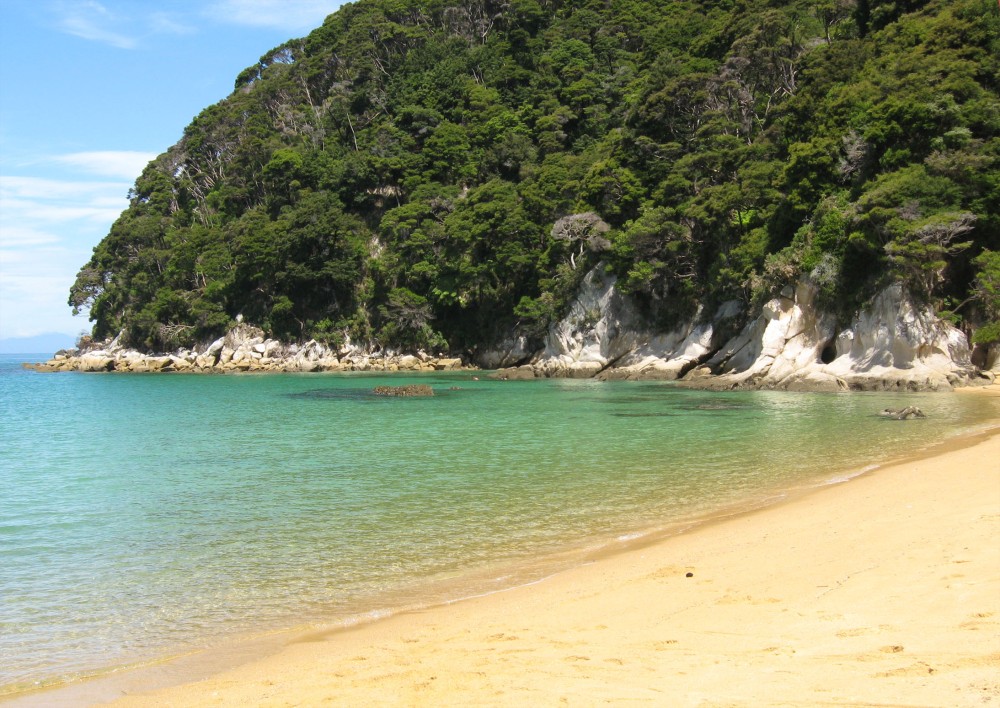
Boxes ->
[1,353,997,694]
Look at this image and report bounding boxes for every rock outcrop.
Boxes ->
[521,266,990,391]
[687,280,843,391]
[878,406,927,420]
[681,282,982,391]
[473,336,534,369]
[373,384,434,397]
[822,284,980,391]
[513,267,740,381]
[27,327,469,375]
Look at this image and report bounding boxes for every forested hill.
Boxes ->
[70,0,1000,356]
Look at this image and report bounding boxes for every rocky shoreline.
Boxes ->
[27,268,998,392]
[26,323,466,375]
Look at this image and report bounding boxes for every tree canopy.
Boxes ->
[70,0,1000,353]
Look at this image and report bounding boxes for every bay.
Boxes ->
[1,353,997,695]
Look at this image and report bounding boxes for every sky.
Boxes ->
[0,0,347,342]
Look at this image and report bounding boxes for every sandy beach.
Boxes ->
[15,418,1000,707]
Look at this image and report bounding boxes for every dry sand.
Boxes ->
[18,425,1000,707]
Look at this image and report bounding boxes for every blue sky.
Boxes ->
[0,0,347,341]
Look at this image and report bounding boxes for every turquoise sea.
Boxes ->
[2,353,998,698]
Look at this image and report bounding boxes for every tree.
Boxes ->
[884,212,975,297]
[550,212,611,270]
[970,250,1000,345]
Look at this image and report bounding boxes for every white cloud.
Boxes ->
[204,0,343,32]
[50,1,343,52]
[3,198,126,225]
[49,2,194,49]
[0,226,61,248]
[53,0,137,49]
[52,151,157,180]
[0,173,129,324]
[149,12,197,36]
[0,175,128,205]
[0,269,89,339]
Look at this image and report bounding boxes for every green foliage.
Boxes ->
[69,0,1000,354]
[971,250,1000,345]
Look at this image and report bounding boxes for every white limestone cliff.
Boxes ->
[683,282,980,391]
[528,266,738,380]
[526,266,986,391]
[690,280,843,391]
[822,284,979,391]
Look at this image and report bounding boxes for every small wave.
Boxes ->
[616,531,647,542]
[823,464,880,486]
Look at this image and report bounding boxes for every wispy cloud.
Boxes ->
[53,0,137,49]
[49,1,195,49]
[0,268,89,338]
[204,0,343,32]
[149,11,197,36]
[50,1,342,50]
[0,226,61,249]
[3,198,126,225]
[1,175,129,206]
[0,174,129,338]
[52,151,157,181]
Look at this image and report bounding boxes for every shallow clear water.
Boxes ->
[1,354,997,693]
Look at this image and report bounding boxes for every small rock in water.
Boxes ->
[373,384,434,397]
[878,406,926,420]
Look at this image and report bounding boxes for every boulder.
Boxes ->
[202,336,226,356]
[223,323,265,350]
[169,356,194,371]
[879,406,927,420]
[475,336,533,369]
[77,354,115,372]
[27,360,66,372]
[489,365,537,380]
[315,358,344,371]
[398,355,421,370]
[195,353,219,369]
[373,384,434,397]
[146,356,174,371]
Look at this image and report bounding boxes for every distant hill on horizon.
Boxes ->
[0,332,76,354]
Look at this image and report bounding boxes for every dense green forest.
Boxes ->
[70,0,1000,355]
